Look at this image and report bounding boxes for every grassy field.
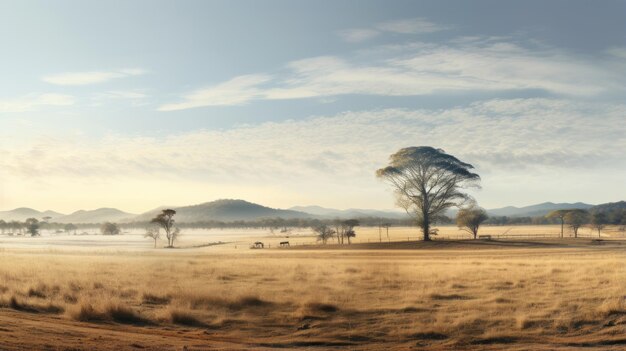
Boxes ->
[0,228,625,350]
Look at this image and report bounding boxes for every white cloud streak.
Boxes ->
[0,93,75,113]
[339,17,449,43]
[4,98,625,181]
[160,41,625,110]
[376,18,450,34]
[338,28,380,43]
[157,74,270,111]
[42,68,146,86]
[3,98,624,209]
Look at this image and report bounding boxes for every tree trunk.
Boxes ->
[422,215,431,241]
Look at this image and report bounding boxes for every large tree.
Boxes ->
[151,209,179,248]
[376,147,480,241]
[456,205,489,239]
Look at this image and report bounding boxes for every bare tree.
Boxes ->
[144,227,161,248]
[381,223,392,242]
[151,209,179,247]
[312,224,335,244]
[456,205,489,239]
[333,219,344,244]
[376,146,480,241]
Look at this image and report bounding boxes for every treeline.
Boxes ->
[123,216,415,230]
[2,207,624,235]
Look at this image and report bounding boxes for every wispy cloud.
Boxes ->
[3,98,624,209]
[89,90,149,107]
[338,17,449,43]
[607,47,626,59]
[42,68,146,86]
[5,98,625,179]
[376,18,450,34]
[159,40,625,110]
[338,29,380,43]
[157,74,271,111]
[0,93,75,113]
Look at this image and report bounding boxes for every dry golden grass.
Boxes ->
[0,236,625,350]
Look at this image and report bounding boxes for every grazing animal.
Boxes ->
[251,241,264,249]
[280,241,290,247]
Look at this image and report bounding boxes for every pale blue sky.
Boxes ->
[0,1,625,212]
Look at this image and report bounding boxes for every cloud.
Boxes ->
[89,90,149,107]
[338,28,380,43]
[157,74,271,111]
[376,18,450,34]
[338,17,449,43]
[607,47,626,59]
[159,40,625,110]
[42,68,146,85]
[0,93,75,113]
[4,98,625,180]
[3,98,624,209]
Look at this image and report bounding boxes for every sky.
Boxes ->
[0,0,625,213]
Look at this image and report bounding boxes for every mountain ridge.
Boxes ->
[0,200,619,224]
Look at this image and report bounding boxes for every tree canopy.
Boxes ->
[456,205,489,239]
[376,146,480,241]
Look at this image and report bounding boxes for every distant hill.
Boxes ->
[591,201,626,213]
[3,200,621,224]
[131,199,311,223]
[289,205,408,219]
[55,208,136,224]
[486,202,593,218]
[0,208,65,222]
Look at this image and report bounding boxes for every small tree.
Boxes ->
[381,223,392,242]
[546,210,568,238]
[341,219,359,244]
[144,227,161,248]
[564,210,589,238]
[100,222,120,235]
[456,205,489,239]
[333,219,344,244]
[151,209,179,247]
[25,218,40,236]
[590,212,607,238]
[64,223,77,235]
[312,224,335,244]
